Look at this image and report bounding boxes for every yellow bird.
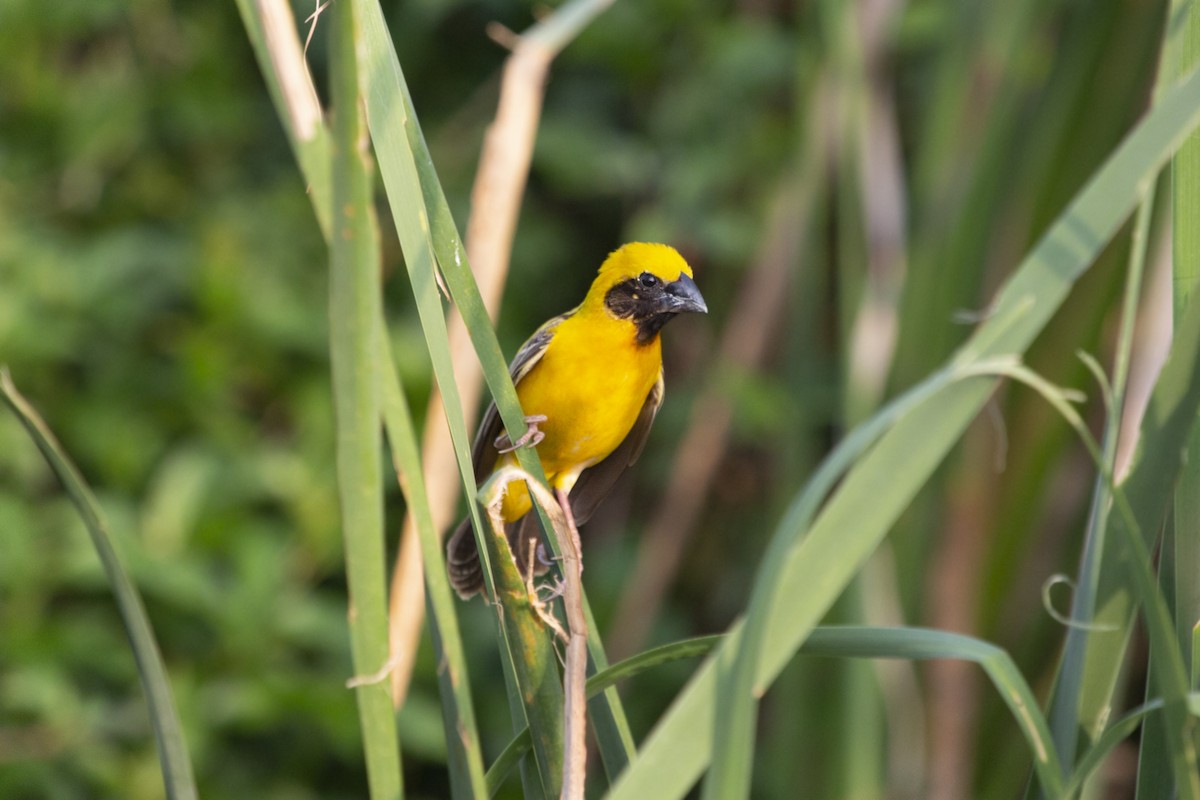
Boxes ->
[447,242,707,599]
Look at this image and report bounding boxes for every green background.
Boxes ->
[0,0,1173,797]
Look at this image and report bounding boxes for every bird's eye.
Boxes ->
[638,273,659,288]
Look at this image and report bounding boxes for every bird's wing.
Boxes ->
[568,370,664,525]
[469,309,573,481]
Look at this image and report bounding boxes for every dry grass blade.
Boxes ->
[254,0,322,141]
[387,0,617,709]
[233,0,332,236]
[553,485,588,800]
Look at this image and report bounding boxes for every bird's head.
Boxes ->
[588,243,707,343]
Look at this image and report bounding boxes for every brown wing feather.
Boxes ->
[468,310,571,481]
[452,372,662,598]
[447,310,572,598]
[567,371,664,525]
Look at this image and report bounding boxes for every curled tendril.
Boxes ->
[1041,574,1119,632]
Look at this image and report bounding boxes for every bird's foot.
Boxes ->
[526,574,568,642]
[535,542,562,568]
[537,578,566,603]
[494,414,549,453]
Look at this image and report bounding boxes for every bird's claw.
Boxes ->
[537,578,566,603]
[494,414,549,453]
[525,570,567,642]
[535,543,561,568]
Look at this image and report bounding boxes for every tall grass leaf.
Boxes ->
[1046,0,1189,787]
[606,61,1200,800]
[794,626,1061,798]
[236,7,490,794]
[477,473,568,797]
[0,370,199,800]
[486,636,723,797]
[1069,692,1200,797]
[233,0,333,237]
[982,356,1200,798]
[328,3,404,797]
[1068,170,1200,799]
[351,0,636,778]
[1101,276,1200,798]
[1171,0,1200,694]
[1136,2,1200,792]
[350,4,559,796]
[379,328,489,798]
[357,4,637,772]
[499,626,1058,798]
[704,352,1020,799]
[1044,188,1156,776]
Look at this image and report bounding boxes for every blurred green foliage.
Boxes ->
[0,0,351,796]
[0,0,1178,796]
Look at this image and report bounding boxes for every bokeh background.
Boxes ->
[0,0,1174,797]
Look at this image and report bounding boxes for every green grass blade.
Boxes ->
[485,636,724,796]
[479,489,567,798]
[486,731,535,799]
[606,61,1200,800]
[236,8,490,795]
[1070,692,1200,797]
[1070,209,1200,797]
[799,625,1060,797]
[982,354,1200,799]
[370,6,638,772]
[1039,0,1183,756]
[232,0,332,237]
[1090,287,1200,798]
[1139,2,1200,793]
[496,624,1060,798]
[379,328,489,798]
[590,636,725,695]
[703,352,994,800]
[1115,482,1199,799]
[328,2,403,797]
[0,370,198,800]
[693,618,1065,799]
[1173,0,1200,692]
[350,5,557,796]
[350,0,491,601]
[352,0,635,778]
[898,282,1200,798]
[1045,193,1155,773]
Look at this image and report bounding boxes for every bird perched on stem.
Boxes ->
[447,242,708,599]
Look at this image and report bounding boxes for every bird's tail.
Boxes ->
[446,518,484,599]
[446,514,550,600]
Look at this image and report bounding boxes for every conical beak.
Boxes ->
[663,274,708,314]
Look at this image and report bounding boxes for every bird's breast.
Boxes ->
[514,315,661,479]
